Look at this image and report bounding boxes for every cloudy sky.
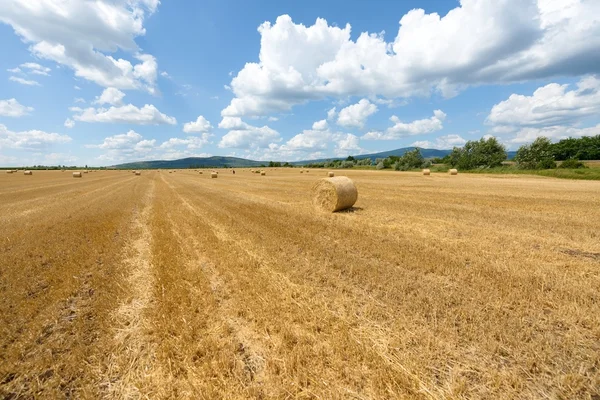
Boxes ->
[1,0,599,166]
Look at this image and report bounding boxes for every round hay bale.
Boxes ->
[300,170,304,174]
[261,171,266,176]
[84,170,89,173]
[328,171,335,177]
[135,171,141,175]
[422,169,431,176]
[449,169,458,175]
[24,170,32,175]
[73,172,82,178]
[211,172,218,178]
[6,170,13,174]
[312,176,358,213]
[199,171,203,174]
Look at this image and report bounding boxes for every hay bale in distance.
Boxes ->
[449,169,458,175]
[84,171,89,174]
[211,172,218,178]
[135,171,141,175]
[422,169,431,176]
[6,170,13,174]
[261,171,266,176]
[199,171,203,174]
[24,170,32,175]
[312,176,358,213]
[73,172,82,178]
[328,171,335,177]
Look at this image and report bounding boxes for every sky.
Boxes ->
[0,0,599,167]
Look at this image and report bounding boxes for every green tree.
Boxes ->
[394,148,427,171]
[515,137,556,169]
[448,137,507,170]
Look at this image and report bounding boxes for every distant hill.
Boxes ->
[294,147,452,164]
[112,148,518,169]
[113,156,264,169]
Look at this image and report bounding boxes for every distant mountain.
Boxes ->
[112,148,518,169]
[293,147,451,164]
[113,156,264,169]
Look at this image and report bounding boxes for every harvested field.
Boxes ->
[1,169,599,399]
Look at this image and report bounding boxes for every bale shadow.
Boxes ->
[337,206,363,214]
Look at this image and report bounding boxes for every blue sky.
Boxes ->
[1,0,599,166]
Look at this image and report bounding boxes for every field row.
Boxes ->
[1,170,599,398]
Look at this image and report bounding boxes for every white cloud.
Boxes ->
[312,119,328,131]
[74,85,81,90]
[0,0,160,92]
[9,76,40,86]
[0,123,71,150]
[222,3,600,117]
[160,134,211,150]
[74,98,86,104]
[486,76,600,146]
[160,71,170,78]
[0,98,33,117]
[218,117,281,149]
[7,67,21,74]
[268,116,278,122]
[20,62,51,76]
[263,119,366,160]
[72,104,176,125]
[327,107,337,121]
[333,133,364,157]
[487,76,600,127]
[337,99,378,128]
[93,87,126,106]
[183,115,213,133]
[363,110,446,140]
[411,134,466,149]
[507,125,600,145]
[87,130,162,162]
[64,119,75,128]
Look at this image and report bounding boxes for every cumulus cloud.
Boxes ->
[336,99,378,128]
[411,134,467,149]
[0,98,33,117]
[312,119,328,131]
[486,76,600,146]
[222,2,600,117]
[86,130,160,162]
[218,117,280,149]
[506,125,600,145]
[160,134,212,150]
[327,107,337,121]
[262,117,366,160]
[487,76,600,127]
[9,76,40,86]
[64,119,75,128]
[94,87,126,106]
[0,123,71,150]
[71,90,176,125]
[0,0,160,92]
[363,110,446,140]
[183,115,213,133]
[71,104,176,125]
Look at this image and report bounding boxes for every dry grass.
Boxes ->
[1,169,599,399]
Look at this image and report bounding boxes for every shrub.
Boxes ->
[376,162,385,170]
[558,158,586,169]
